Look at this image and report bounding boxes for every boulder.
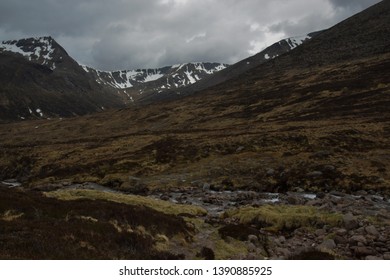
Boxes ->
[334,235,348,245]
[307,171,323,178]
[354,247,376,258]
[318,239,336,251]
[248,235,258,244]
[350,235,367,245]
[315,229,327,237]
[365,225,380,237]
[343,213,359,230]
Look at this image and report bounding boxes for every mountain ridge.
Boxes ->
[137,30,323,104]
[0,30,318,116]
[81,62,228,103]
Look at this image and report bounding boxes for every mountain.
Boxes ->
[0,31,320,119]
[81,62,228,103]
[0,36,123,121]
[138,31,323,103]
[81,32,320,104]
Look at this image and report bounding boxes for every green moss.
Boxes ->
[214,238,248,259]
[223,205,342,232]
[44,189,207,217]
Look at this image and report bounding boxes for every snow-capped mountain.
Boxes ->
[81,62,228,102]
[0,30,319,120]
[82,63,228,90]
[0,36,67,71]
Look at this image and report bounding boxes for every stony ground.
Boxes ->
[151,185,390,260]
[3,179,388,260]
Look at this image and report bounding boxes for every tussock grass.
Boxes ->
[0,210,24,221]
[44,189,207,217]
[0,188,190,259]
[223,205,342,232]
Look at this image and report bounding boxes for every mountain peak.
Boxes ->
[0,36,66,70]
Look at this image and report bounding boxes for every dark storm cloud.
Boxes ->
[0,0,382,70]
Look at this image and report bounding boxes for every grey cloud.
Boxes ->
[0,0,383,70]
[328,0,381,9]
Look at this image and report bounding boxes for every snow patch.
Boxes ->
[143,72,164,82]
[36,108,43,117]
[81,65,90,73]
[1,37,56,69]
[285,35,311,50]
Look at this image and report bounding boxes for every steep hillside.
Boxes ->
[0,37,123,121]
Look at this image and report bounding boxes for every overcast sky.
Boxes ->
[0,0,382,70]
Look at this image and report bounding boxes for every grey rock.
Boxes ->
[307,171,323,178]
[316,192,326,199]
[286,196,304,205]
[377,209,390,219]
[329,191,345,197]
[275,248,291,258]
[245,253,258,260]
[335,228,348,236]
[248,235,258,244]
[202,183,211,191]
[315,229,327,237]
[354,247,376,257]
[318,239,337,251]
[266,168,275,176]
[350,235,367,245]
[293,187,305,193]
[247,243,257,253]
[160,195,170,201]
[365,225,380,236]
[378,236,388,243]
[343,213,359,230]
[236,146,245,152]
[278,236,286,244]
[334,235,348,245]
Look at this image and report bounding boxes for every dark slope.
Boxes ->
[0,37,123,121]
